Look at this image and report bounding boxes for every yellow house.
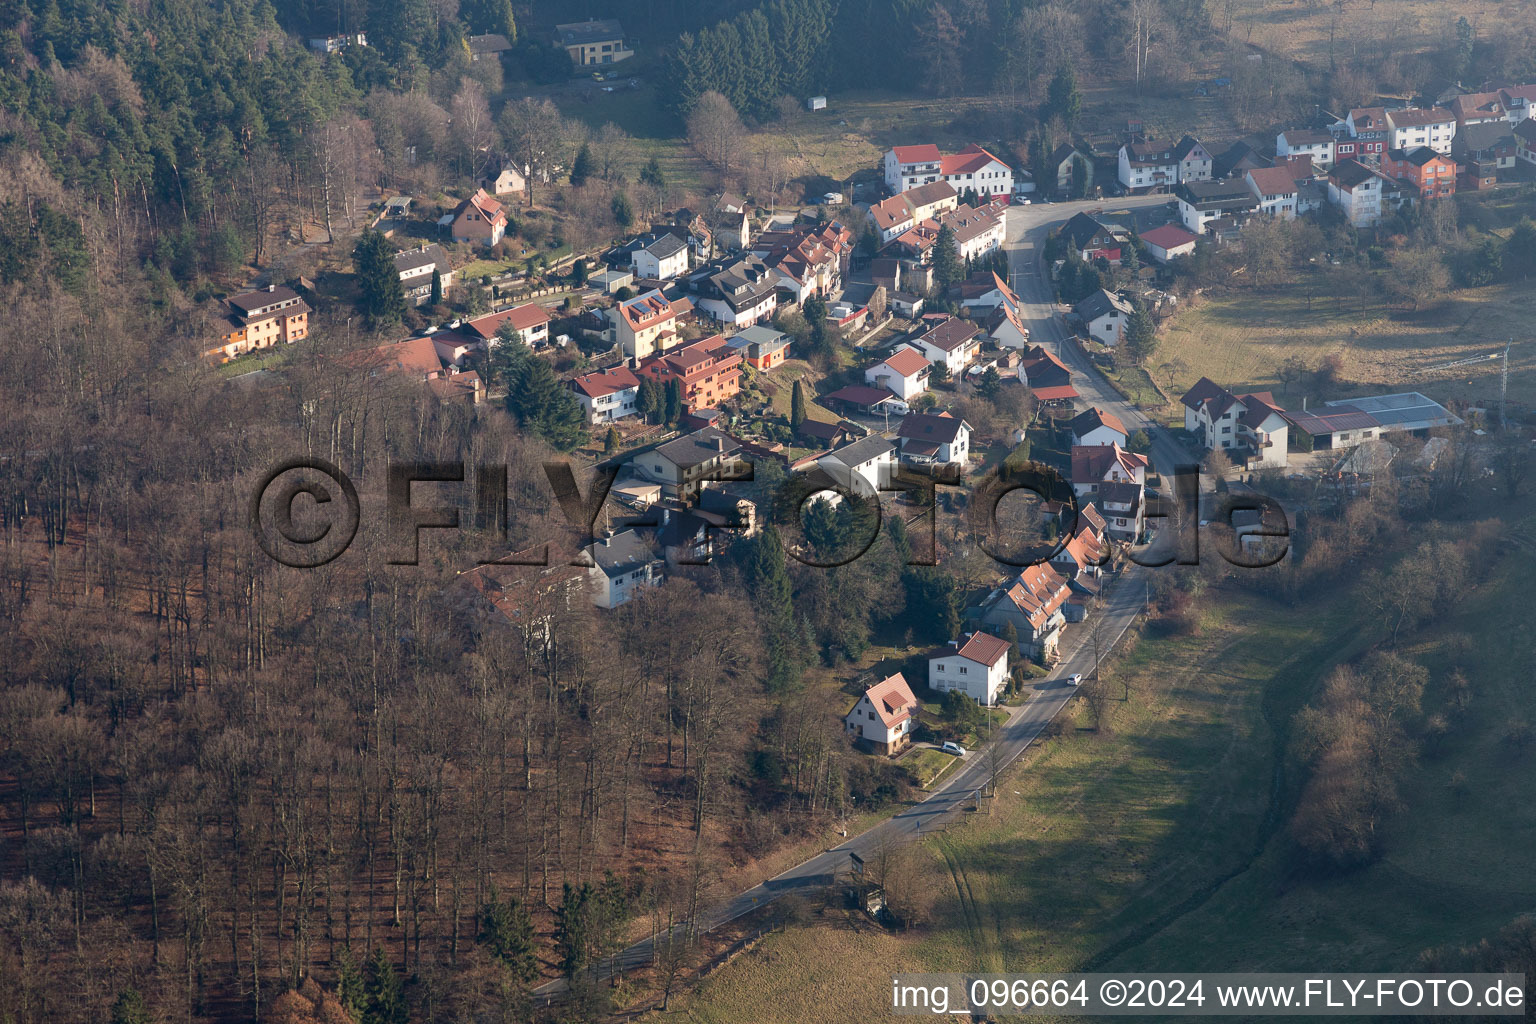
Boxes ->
[555,19,633,66]
[205,284,311,362]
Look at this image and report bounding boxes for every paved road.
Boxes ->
[533,200,1201,1003]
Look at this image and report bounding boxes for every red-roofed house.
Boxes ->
[1138,223,1199,264]
[1070,407,1129,447]
[884,144,1013,196]
[465,302,551,348]
[1245,166,1300,218]
[611,289,691,360]
[355,337,446,380]
[449,189,507,247]
[1018,345,1078,404]
[1070,443,1148,497]
[865,345,931,401]
[929,632,1012,705]
[979,564,1072,660]
[568,365,641,422]
[845,673,920,754]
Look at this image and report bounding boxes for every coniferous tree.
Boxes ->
[555,882,594,977]
[335,947,366,1019]
[478,886,538,984]
[503,339,587,450]
[1044,64,1082,129]
[604,425,620,454]
[1124,306,1157,365]
[364,947,407,1024]
[639,157,666,190]
[353,229,406,329]
[570,143,594,186]
[636,377,662,423]
[429,265,442,306]
[611,192,635,229]
[931,223,962,290]
[663,378,684,423]
[789,379,807,430]
[110,989,152,1024]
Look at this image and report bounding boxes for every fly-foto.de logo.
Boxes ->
[248,455,1290,571]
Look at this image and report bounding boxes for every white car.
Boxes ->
[822,191,844,204]
[1067,673,1083,686]
[940,741,967,757]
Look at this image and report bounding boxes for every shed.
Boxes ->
[807,96,827,111]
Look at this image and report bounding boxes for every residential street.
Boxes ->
[533,201,1202,1002]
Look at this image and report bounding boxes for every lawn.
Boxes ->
[674,508,1536,1022]
[902,747,961,790]
[1153,280,1536,413]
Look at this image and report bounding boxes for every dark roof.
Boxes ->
[555,18,626,46]
[641,232,688,260]
[1172,134,1208,161]
[1386,146,1444,167]
[229,285,302,314]
[823,384,900,407]
[1212,141,1272,179]
[1282,405,1379,435]
[797,419,845,442]
[897,412,968,444]
[589,530,655,577]
[1175,179,1257,209]
[1456,121,1517,154]
[654,426,741,468]
[468,33,513,54]
[1330,159,1378,188]
[825,435,895,466]
[1058,212,1114,249]
[1073,288,1134,321]
[392,244,450,274]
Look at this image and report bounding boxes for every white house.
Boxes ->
[587,530,663,608]
[845,673,920,754]
[1517,120,1536,167]
[1180,377,1289,468]
[937,203,1005,262]
[632,232,690,281]
[1172,135,1214,182]
[569,365,641,423]
[1069,406,1129,448]
[909,316,981,376]
[884,144,1012,196]
[1137,223,1198,264]
[636,426,746,499]
[1245,166,1299,219]
[1276,130,1336,171]
[1069,443,1148,499]
[690,256,778,329]
[1174,180,1258,234]
[988,304,1031,350]
[1097,480,1145,543]
[953,270,1021,315]
[865,346,931,400]
[929,632,1011,705]
[814,435,897,495]
[1386,107,1457,155]
[897,411,971,469]
[1326,159,1384,227]
[868,181,958,243]
[1073,289,1134,346]
[392,244,454,306]
[1118,140,1179,189]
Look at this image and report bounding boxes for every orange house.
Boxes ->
[636,334,742,412]
[726,324,790,371]
[205,284,311,362]
[1381,146,1456,199]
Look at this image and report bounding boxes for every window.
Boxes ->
[958,666,968,674]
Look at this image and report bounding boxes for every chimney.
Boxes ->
[268,283,276,292]
[715,436,726,452]
[1303,396,1308,410]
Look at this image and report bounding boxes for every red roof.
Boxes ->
[877,346,931,378]
[939,143,1007,175]
[569,365,640,399]
[1031,384,1080,401]
[860,673,919,728]
[1071,406,1128,439]
[1071,443,1148,483]
[1246,165,1298,197]
[891,144,942,164]
[946,631,1011,667]
[364,337,444,379]
[1138,223,1199,250]
[465,302,551,340]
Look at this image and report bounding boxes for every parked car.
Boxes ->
[940,741,967,756]
[1067,673,1083,686]
[822,191,845,204]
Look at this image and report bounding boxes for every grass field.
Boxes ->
[674,504,1536,1021]
[1153,281,1536,416]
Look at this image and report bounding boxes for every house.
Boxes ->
[1275,130,1336,171]
[1180,377,1288,468]
[555,18,633,65]
[1212,140,1273,179]
[1049,526,1107,580]
[393,244,454,306]
[1018,345,1078,404]
[865,345,931,401]
[1117,139,1180,190]
[813,435,898,495]
[950,270,1021,315]
[1057,212,1121,263]
[897,411,971,469]
[688,255,778,329]
[711,192,753,251]
[637,426,746,499]
[978,564,1072,660]
[449,189,507,247]
[755,222,854,303]
[909,316,981,376]
[1174,180,1258,234]
[1453,122,1518,188]
[591,269,634,294]
[929,632,1011,705]
[889,291,925,319]
[870,257,902,292]
[1046,141,1095,195]
[454,550,591,641]
[587,530,662,609]
[1245,166,1299,218]
[1276,154,1318,182]
[1326,159,1385,227]
[611,289,690,360]
[1381,147,1457,199]
[1281,392,1461,450]
[632,232,690,281]
[569,365,641,423]
[1070,407,1129,448]
[726,324,790,370]
[883,144,1013,197]
[465,303,551,349]
[822,384,904,417]
[1070,443,1148,498]
[1172,135,1214,183]
[207,284,312,361]
[796,418,852,448]
[1385,107,1456,155]
[1073,289,1135,346]
[636,334,742,413]
[1518,120,1536,166]
[1498,84,1536,123]
[1449,91,1508,128]
[1096,480,1145,542]
[987,304,1032,350]
[308,33,366,53]
[1137,223,1199,264]
[427,328,480,368]
[868,181,958,243]
[356,337,445,381]
[892,203,1004,264]
[845,674,920,755]
[481,157,527,197]
[1338,107,1390,163]
[467,34,513,61]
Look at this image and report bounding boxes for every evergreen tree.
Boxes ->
[636,377,662,423]
[460,0,517,41]
[353,229,406,329]
[901,566,960,643]
[364,947,407,1024]
[663,378,683,423]
[639,157,665,189]
[110,989,152,1024]
[929,360,951,386]
[1124,306,1157,365]
[977,365,1003,401]
[1044,64,1082,128]
[503,340,588,450]
[1121,233,1141,276]
[555,882,594,977]
[611,192,635,229]
[604,425,620,454]
[335,946,366,1018]
[931,223,962,290]
[429,265,443,306]
[789,379,807,430]
[570,142,594,186]
[477,886,538,984]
